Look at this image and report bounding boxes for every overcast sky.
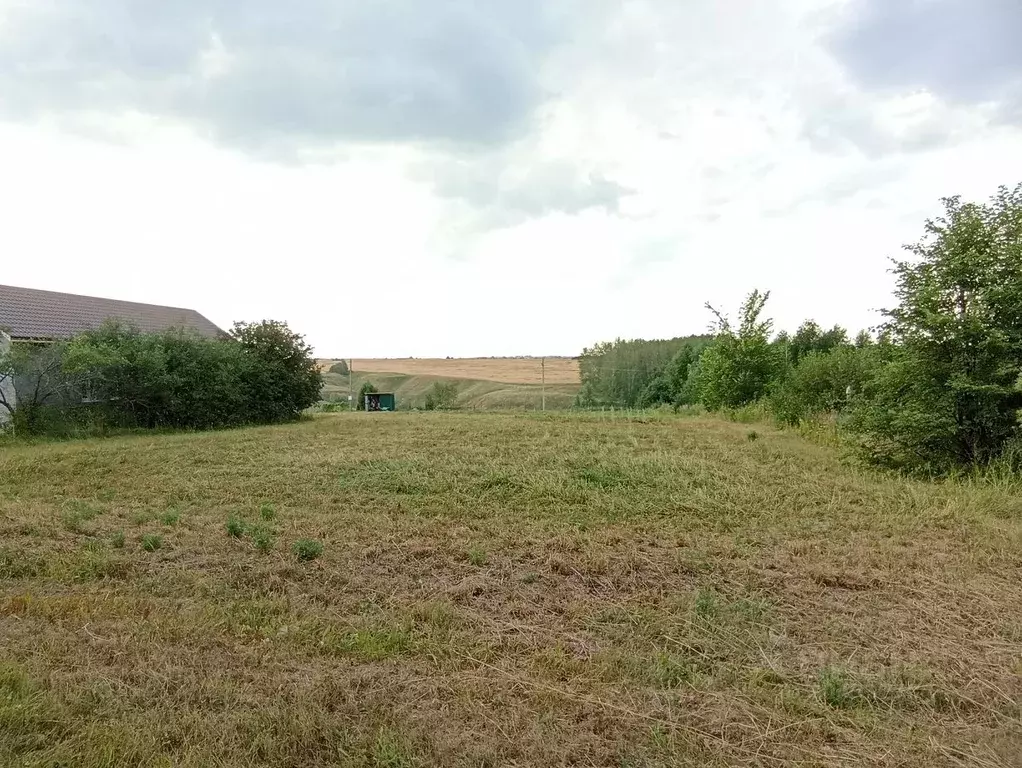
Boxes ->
[1,0,1019,357]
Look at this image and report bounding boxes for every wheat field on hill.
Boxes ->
[1,412,1020,767]
[333,357,579,385]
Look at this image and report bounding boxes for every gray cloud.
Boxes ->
[800,90,957,157]
[411,150,631,241]
[811,161,906,205]
[801,95,897,156]
[0,0,560,150]
[0,0,635,227]
[830,0,1022,121]
[429,155,629,217]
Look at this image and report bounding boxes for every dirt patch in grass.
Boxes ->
[1,413,1021,766]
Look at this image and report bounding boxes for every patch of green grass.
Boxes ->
[814,666,954,713]
[219,598,289,637]
[649,651,693,688]
[693,588,719,620]
[61,511,85,534]
[413,601,456,633]
[337,460,435,496]
[250,526,274,553]
[818,667,861,709]
[0,548,46,579]
[371,727,418,768]
[110,530,126,549]
[259,503,276,521]
[160,507,181,526]
[292,539,323,562]
[140,534,162,553]
[0,663,62,753]
[71,550,132,582]
[576,465,629,490]
[65,500,102,518]
[60,501,102,534]
[0,662,34,699]
[327,627,413,661]
[226,516,246,538]
[645,722,712,765]
[478,472,525,495]
[467,547,487,566]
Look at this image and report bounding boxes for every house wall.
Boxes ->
[0,331,14,428]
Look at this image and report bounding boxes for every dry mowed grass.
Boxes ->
[343,357,580,385]
[1,413,1021,767]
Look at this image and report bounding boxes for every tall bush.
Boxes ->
[356,381,379,411]
[60,320,321,432]
[770,346,884,426]
[424,381,458,411]
[231,321,322,423]
[0,341,75,434]
[577,335,712,407]
[638,342,705,408]
[784,321,849,367]
[698,290,783,410]
[846,185,1022,473]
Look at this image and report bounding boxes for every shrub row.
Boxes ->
[5,320,322,435]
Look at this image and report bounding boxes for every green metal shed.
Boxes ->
[365,392,396,412]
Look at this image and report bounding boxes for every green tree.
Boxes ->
[0,341,72,433]
[854,330,874,349]
[789,320,822,367]
[64,323,250,430]
[637,375,674,408]
[577,335,712,407]
[423,381,458,410]
[638,342,705,408]
[356,381,378,411]
[785,320,849,366]
[231,320,322,423]
[698,290,783,410]
[847,184,1022,472]
[59,320,321,433]
[678,356,705,406]
[819,326,849,355]
[770,346,884,426]
[0,337,20,425]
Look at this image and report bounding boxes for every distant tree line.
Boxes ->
[575,335,713,408]
[579,183,1022,476]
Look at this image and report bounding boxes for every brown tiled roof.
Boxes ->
[0,284,224,340]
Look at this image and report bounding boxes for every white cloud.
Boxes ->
[0,0,1018,357]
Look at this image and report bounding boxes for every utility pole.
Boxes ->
[348,359,353,410]
[541,357,546,411]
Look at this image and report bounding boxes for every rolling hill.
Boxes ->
[319,357,580,410]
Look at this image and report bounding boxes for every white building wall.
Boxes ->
[0,331,14,428]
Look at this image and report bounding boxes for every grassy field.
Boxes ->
[1,413,1021,766]
[319,366,580,411]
